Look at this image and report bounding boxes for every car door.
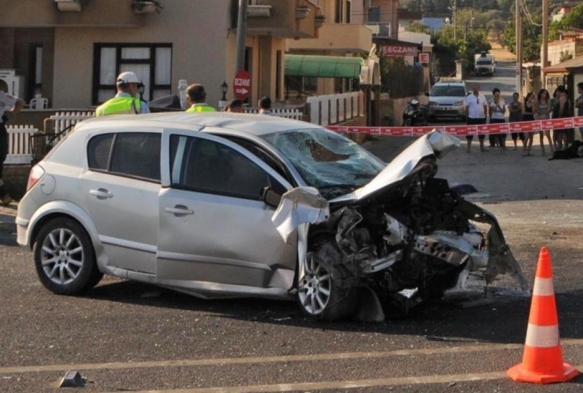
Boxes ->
[157,130,297,292]
[79,129,162,274]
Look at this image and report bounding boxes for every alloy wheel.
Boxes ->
[298,252,332,315]
[40,228,85,286]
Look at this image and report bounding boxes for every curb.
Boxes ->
[0,202,17,235]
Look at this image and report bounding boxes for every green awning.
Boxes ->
[285,55,364,78]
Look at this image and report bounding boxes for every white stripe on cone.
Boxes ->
[532,278,555,297]
[525,324,560,348]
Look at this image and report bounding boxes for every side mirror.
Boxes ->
[425,92,430,97]
[261,187,282,208]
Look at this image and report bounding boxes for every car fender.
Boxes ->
[24,200,106,265]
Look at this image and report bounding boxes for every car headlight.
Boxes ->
[454,101,464,106]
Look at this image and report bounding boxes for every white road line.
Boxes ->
[1,339,582,375]
[98,368,583,393]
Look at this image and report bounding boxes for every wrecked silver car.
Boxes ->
[271,129,528,320]
[16,113,526,322]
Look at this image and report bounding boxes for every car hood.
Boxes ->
[330,130,460,204]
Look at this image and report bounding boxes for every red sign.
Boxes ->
[381,45,419,57]
[419,52,430,64]
[233,70,251,100]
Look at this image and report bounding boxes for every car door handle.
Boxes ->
[165,205,194,216]
[90,188,113,199]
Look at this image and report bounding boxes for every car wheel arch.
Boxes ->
[27,202,102,253]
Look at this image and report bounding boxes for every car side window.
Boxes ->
[87,134,114,170]
[170,135,285,200]
[87,132,161,182]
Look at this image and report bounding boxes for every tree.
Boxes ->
[501,18,542,62]
[405,21,431,34]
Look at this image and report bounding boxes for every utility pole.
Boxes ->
[516,0,523,99]
[542,0,549,87]
[453,0,457,41]
[235,0,248,73]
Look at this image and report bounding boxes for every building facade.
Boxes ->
[0,0,321,109]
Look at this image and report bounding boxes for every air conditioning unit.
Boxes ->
[54,0,82,12]
[0,70,25,98]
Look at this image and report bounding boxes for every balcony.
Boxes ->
[0,0,150,28]
[286,23,372,53]
[233,0,320,39]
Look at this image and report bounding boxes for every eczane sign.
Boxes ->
[381,45,419,57]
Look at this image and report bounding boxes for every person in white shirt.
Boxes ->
[0,80,25,205]
[464,84,489,153]
[488,87,507,148]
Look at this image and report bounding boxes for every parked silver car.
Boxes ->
[17,113,527,321]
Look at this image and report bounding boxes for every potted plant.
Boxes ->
[296,5,310,19]
[132,0,163,14]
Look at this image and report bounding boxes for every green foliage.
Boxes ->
[405,21,431,34]
[501,17,542,63]
[549,2,583,40]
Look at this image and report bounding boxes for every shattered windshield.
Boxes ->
[261,128,385,197]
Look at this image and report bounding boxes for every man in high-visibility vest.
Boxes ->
[185,84,216,112]
[95,71,151,117]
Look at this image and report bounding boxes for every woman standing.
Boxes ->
[508,92,524,150]
[535,89,554,156]
[522,92,536,156]
[489,88,507,148]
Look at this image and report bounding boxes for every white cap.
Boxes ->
[116,71,143,86]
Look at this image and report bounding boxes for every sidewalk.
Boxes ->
[0,202,17,235]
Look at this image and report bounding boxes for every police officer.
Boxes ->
[185,84,216,112]
[95,71,150,117]
[0,80,25,205]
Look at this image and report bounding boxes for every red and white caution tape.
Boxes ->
[327,116,583,137]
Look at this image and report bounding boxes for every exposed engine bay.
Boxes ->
[309,157,528,315]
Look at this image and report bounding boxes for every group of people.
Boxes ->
[95,71,274,117]
[465,82,583,155]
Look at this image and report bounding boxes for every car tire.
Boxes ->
[33,217,103,295]
[297,239,359,321]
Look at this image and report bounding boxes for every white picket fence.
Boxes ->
[45,111,94,141]
[5,126,39,164]
[242,108,304,121]
[306,92,364,126]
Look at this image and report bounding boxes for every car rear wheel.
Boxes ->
[33,218,103,295]
[297,240,359,321]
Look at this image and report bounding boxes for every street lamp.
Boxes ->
[219,81,228,110]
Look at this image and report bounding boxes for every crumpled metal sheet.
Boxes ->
[272,187,330,243]
[331,130,461,203]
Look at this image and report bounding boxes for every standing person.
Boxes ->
[552,85,572,150]
[464,84,489,153]
[185,84,216,112]
[95,71,150,117]
[522,92,536,156]
[576,82,583,140]
[508,92,524,150]
[0,80,25,205]
[535,89,554,156]
[258,96,273,115]
[488,88,507,148]
[225,99,243,113]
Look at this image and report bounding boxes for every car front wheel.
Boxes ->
[297,241,359,321]
[33,217,103,295]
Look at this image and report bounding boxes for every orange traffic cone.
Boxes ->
[507,247,579,384]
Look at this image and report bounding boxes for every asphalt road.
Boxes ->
[2,63,583,393]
